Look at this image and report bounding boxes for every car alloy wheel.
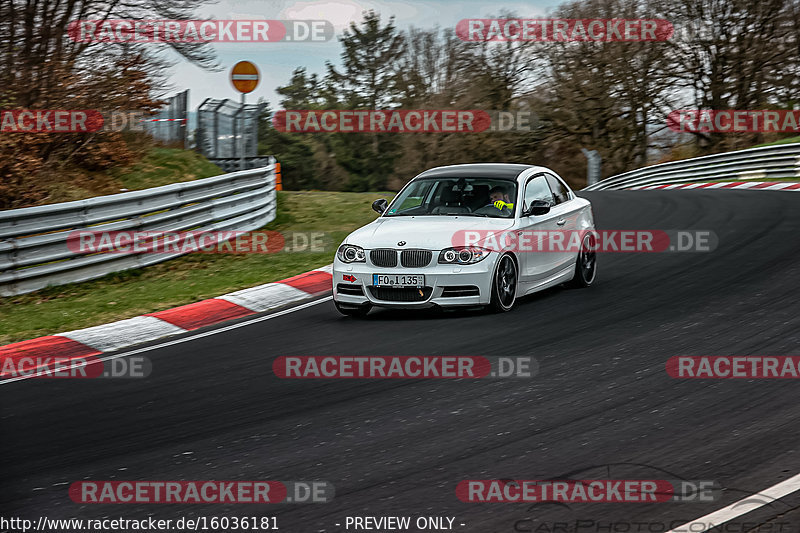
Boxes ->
[490,254,518,312]
[568,232,597,287]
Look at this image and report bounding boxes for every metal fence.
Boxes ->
[584,143,800,191]
[0,161,276,296]
[196,98,264,170]
[211,157,273,173]
[143,89,189,148]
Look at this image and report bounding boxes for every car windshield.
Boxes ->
[384,177,517,218]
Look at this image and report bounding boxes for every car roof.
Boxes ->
[415,163,537,181]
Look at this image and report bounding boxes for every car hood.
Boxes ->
[345,216,514,250]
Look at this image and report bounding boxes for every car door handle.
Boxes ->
[556,218,566,226]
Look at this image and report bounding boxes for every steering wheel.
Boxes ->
[473,204,510,216]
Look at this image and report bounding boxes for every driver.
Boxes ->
[488,185,514,211]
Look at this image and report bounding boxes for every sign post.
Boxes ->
[581,148,602,187]
[230,61,260,171]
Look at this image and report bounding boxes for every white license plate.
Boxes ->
[372,274,425,287]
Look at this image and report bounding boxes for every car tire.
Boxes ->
[488,253,518,312]
[334,300,372,317]
[567,232,597,288]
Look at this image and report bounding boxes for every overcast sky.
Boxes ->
[165,0,560,110]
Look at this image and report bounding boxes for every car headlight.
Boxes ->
[337,244,366,263]
[438,247,490,264]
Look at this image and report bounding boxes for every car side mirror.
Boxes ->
[372,198,388,215]
[526,200,551,216]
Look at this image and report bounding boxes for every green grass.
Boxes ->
[112,147,223,190]
[36,147,225,205]
[0,191,393,345]
[752,135,800,148]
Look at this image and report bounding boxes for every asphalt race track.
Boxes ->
[2,190,800,532]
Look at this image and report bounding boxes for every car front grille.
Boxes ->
[370,249,398,267]
[368,286,433,302]
[370,249,432,268]
[400,249,432,268]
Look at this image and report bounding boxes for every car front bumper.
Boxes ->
[332,253,499,309]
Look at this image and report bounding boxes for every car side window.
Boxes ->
[546,174,571,205]
[523,175,554,211]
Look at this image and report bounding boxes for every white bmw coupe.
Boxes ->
[333,163,596,316]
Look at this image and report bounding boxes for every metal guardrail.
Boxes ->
[584,143,800,191]
[0,159,277,296]
[209,157,272,173]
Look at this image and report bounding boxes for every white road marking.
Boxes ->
[766,183,794,190]
[219,283,309,312]
[666,472,800,532]
[628,181,800,191]
[0,296,332,385]
[57,315,184,352]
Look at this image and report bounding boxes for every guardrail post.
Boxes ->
[581,148,602,186]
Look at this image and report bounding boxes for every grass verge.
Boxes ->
[0,191,393,345]
[37,146,223,205]
[753,135,800,147]
[111,147,223,191]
